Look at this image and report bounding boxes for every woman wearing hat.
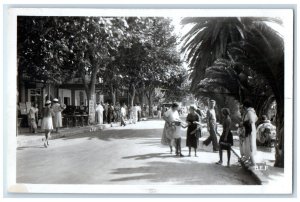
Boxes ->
[52,98,65,133]
[186,105,201,157]
[41,100,55,148]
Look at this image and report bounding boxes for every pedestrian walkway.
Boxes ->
[17,119,284,186]
[199,127,284,185]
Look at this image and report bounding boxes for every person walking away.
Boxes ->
[242,100,258,167]
[41,100,54,148]
[28,103,39,133]
[52,98,65,133]
[95,102,104,125]
[216,108,233,167]
[203,100,219,152]
[256,115,276,147]
[120,104,127,127]
[161,103,183,156]
[186,106,201,157]
[157,105,162,119]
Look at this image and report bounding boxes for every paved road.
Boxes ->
[17,119,257,185]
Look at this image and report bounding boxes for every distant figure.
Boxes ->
[216,108,233,167]
[41,100,54,148]
[120,104,126,127]
[28,102,39,133]
[95,102,104,125]
[52,98,65,133]
[104,102,108,123]
[137,104,141,122]
[186,106,201,157]
[157,105,162,119]
[203,100,219,152]
[256,115,276,147]
[132,104,138,124]
[242,100,258,166]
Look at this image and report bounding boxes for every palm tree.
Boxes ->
[181,17,284,167]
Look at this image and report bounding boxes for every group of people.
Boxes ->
[95,102,144,126]
[161,99,263,168]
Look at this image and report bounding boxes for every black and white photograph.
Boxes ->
[3,7,294,195]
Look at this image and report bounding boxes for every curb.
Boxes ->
[17,124,107,147]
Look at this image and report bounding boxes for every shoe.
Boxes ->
[179,153,184,157]
[195,154,198,157]
[188,154,191,157]
[216,161,222,165]
[44,142,47,148]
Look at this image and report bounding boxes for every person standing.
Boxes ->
[95,102,104,125]
[242,100,258,166]
[256,115,276,147]
[203,100,219,152]
[216,108,233,167]
[161,103,183,156]
[120,103,127,127]
[28,103,39,133]
[132,104,138,124]
[186,106,201,157]
[52,98,65,133]
[103,103,108,123]
[137,104,141,122]
[157,105,162,119]
[41,100,54,148]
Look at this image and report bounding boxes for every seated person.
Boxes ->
[256,115,276,147]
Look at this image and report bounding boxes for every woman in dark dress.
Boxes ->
[216,108,233,167]
[186,106,201,157]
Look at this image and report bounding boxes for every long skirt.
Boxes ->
[53,112,62,128]
[157,110,162,119]
[244,134,257,159]
[132,111,138,123]
[41,117,53,130]
[96,111,103,124]
[161,122,177,146]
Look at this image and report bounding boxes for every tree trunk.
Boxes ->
[274,99,284,168]
[146,88,154,118]
[110,84,116,106]
[130,84,136,107]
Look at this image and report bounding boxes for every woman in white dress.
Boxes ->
[41,100,54,148]
[95,102,104,124]
[132,104,138,124]
[52,98,65,133]
[161,103,183,156]
[242,100,258,166]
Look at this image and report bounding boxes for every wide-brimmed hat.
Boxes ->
[53,98,59,102]
[45,100,51,104]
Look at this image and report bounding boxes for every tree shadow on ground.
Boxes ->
[61,128,162,142]
[123,153,175,160]
[109,160,259,185]
[17,145,45,150]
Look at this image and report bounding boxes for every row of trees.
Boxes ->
[181,17,284,167]
[18,16,188,117]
